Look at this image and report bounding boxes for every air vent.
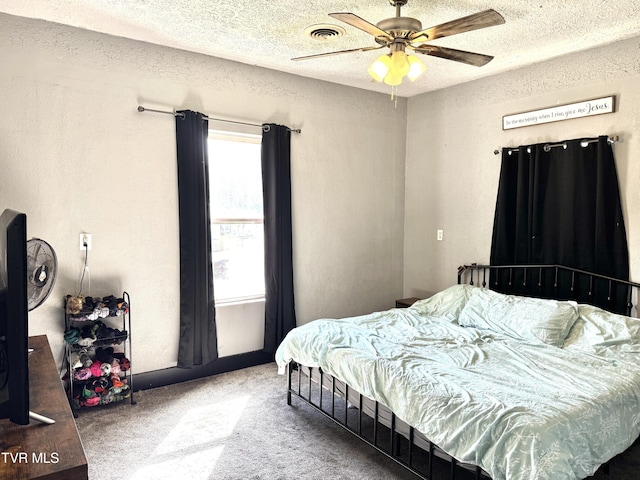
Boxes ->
[304,24,346,41]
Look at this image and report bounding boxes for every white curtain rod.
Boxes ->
[137,106,301,134]
[494,135,619,155]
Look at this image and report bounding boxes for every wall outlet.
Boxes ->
[79,233,92,250]
[437,229,444,241]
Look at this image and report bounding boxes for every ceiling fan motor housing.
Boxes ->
[376,17,422,41]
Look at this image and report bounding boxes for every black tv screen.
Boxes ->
[0,208,30,425]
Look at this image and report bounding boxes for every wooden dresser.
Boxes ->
[0,335,88,480]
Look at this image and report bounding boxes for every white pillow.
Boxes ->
[458,288,579,347]
[410,284,477,321]
[563,304,640,353]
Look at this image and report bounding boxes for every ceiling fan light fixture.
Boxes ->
[368,54,392,82]
[407,55,426,81]
[383,69,403,86]
[391,50,410,76]
[369,51,424,86]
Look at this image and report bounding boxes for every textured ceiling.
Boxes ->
[2,0,640,97]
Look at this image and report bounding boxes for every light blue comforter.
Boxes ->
[275,285,640,480]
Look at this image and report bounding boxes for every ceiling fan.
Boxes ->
[293,0,505,86]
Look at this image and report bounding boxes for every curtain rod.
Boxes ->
[493,135,619,155]
[137,106,301,134]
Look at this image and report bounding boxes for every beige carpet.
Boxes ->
[74,362,639,480]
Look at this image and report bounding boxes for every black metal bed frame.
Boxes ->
[285,264,640,480]
[286,363,488,480]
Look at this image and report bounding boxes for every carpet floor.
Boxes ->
[74,362,640,480]
[74,362,422,480]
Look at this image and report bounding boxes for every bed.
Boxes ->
[275,264,640,480]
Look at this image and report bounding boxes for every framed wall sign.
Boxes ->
[502,96,615,130]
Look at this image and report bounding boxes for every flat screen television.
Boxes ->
[0,208,30,425]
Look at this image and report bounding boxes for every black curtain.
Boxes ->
[490,136,629,311]
[175,110,218,367]
[261,124,297,354]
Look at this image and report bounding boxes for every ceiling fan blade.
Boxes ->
[410,9,505,43]
[329,12,393,41]
[411,45,494,67]
[292,45,384,61]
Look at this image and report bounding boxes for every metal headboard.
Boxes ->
[457,263,640,316]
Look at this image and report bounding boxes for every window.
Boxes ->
[208,130,264,303]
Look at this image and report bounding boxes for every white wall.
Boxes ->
[0,13,407,373]
[404,35,640,297]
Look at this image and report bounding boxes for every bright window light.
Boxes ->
[208,131,264,304]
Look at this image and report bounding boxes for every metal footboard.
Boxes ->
[287,362,490,480]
